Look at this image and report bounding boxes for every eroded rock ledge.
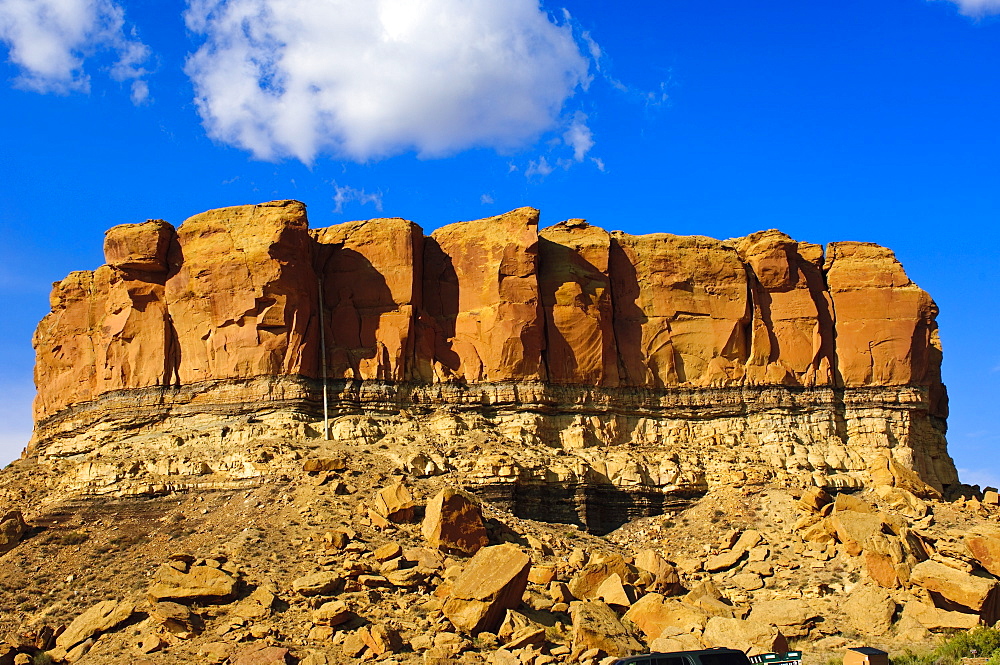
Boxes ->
[29,200,956,518]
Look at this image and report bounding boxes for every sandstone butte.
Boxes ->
[28,200,956,517]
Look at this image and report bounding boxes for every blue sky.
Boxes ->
[0,0,998,486]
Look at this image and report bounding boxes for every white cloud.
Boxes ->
[525,156,555,178]
[480,193,494,205]
[563,111,594,161]
[332,181,383,214]
[944,0,1000,15]
[184,0,593,163]
[129,78,148,104]
[0,0,149,95]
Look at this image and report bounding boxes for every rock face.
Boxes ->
[29,200,956,522]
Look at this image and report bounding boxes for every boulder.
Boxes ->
[232,584,278,620]
[910,559,1000,623]
[749,599,818,636]
[421,487,489,556]
[302,458,346,473]
[842,585,897,636]
[684,580,744,619]
[528,565,556,585]
[705,549,745,572]
[623,593,709,640]
[50,599,137,659]
[292,571,342,596]
[702,617,788,656]
[874,485,928,518]
[103,219,173,272]
[371,481,417,523]
[312,600,354,626]
[231,645,292,665]
[148,601,203,638]
[900,601,979,631]
[570,600,644,658]
[829,510,886,556]
[568,554,638,600]
[361,625,404,655]
[147,563,237,603]
[650,632,705,653]
[498,610,543,642]
[634,549,684,595]
[798,487,833,512]
[869,454,943,500]
[442,543,531,634]
[594,572,633,607]
[732,573,764,591]
[966,534,1000,577]
[864,551,902,589]
[0,511,26,554]
[733,530,763,552]
[374,542,403,561]
[833,493,872,513]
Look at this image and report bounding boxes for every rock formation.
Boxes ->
[29,200,956,528]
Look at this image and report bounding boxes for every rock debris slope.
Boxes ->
[28,201,954,525]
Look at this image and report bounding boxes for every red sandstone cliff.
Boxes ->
[33,199,945,422]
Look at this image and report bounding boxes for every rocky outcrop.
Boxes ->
[29,200,956,513]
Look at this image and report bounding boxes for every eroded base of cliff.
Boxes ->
[27,378,956,532]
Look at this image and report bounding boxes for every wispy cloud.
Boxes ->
[184,0,594,164]
[941,0,1000,16]
[563,112,594,162]
[480,193,494,205]
[0,0,150,98]
[332,181,383,215]
[525,156,555,179]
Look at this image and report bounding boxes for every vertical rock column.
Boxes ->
[824,241,941,390]
[32,220,176,421]
[416,208,546,383]
[312,218,423,381]
[95,220,177,394]
[164,200,319,383]
[733,230,835,386]
[538,219,618,386]
[33,271,102,421]
[609,232,751,387]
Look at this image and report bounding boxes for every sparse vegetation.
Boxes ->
[58,531,89,546]
[891,627,1000,665]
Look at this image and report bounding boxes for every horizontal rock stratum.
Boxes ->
[29,200,956,513]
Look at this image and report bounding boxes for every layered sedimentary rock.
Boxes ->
[29,200,956,523]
